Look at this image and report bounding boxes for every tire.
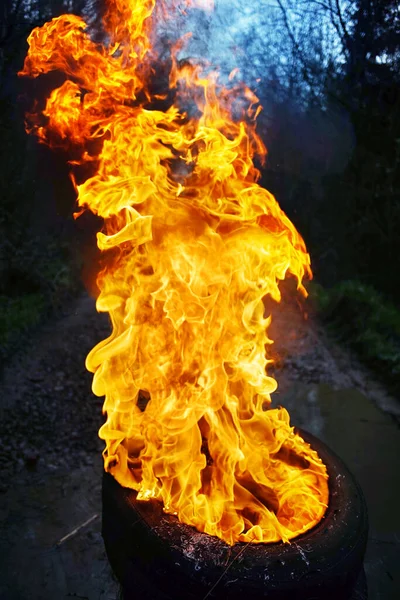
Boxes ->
[102,429,368,600]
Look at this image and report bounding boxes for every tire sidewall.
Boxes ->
[102,429,368,600]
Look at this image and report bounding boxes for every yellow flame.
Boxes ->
[20,0,328,545]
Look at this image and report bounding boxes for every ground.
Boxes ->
[0,294,399,599]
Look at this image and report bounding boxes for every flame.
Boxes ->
[20,0,328,545]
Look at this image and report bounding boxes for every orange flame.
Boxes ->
[20,0,328,545]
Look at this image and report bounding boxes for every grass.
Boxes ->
[0,244,82,365]
[0,293,46,353]
[309,280,400,390]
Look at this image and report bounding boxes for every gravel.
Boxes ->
[0,295,110,490]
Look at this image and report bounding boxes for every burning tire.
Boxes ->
[102,430,368,600]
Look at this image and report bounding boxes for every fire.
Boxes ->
[20,0,328,544]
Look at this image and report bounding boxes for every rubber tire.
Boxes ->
[102,429,368,599]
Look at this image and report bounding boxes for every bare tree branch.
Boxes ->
[334,0,351,53]
[275,0,323,104]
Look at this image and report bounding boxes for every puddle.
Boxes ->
[276,382,400,600]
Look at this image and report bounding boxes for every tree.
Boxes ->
[209,0,399,296]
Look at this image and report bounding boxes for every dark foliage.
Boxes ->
[311,280,400,394]
[0,1,108,361]
[256,0,400,302]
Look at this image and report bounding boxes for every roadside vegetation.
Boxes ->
[310,281,400,393]
[0,94,82,363]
